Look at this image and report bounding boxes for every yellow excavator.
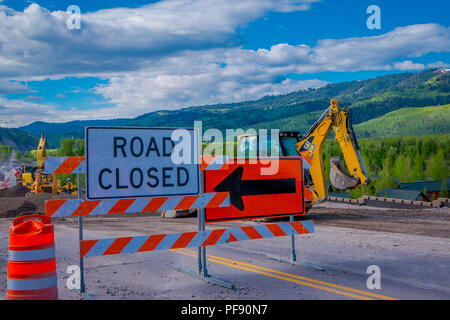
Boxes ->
[237,99,369,208]
[21,133,48,191]
[21,133,77,194]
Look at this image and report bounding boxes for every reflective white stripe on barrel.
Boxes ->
[7,276,57,291]
[8,247,56,261]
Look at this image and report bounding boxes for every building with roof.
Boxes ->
[376,188,430,202]
[399,178,449,200]
[328,192,350,198]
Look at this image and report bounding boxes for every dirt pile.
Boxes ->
[0,184,29,197]
[0,184,77,218]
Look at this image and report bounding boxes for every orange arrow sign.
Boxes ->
[204,157,305,223]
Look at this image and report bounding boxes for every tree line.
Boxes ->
[0,144,12,162]
[323,134,450,198]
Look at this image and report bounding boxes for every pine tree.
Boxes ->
[74,139,85,156]
[58,139,75,157]
[441,180,449,199]
[427,150,448,180]
[411,153,425,181]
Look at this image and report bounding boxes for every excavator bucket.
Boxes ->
[329,157,359,190]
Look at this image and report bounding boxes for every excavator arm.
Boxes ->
[36,133,47,170]
[295,99,369,203]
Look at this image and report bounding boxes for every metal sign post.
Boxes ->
[176,170,234,289]
[77,172,93,299]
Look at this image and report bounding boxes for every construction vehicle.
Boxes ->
[21,133,77,194]
[237,99,369,208]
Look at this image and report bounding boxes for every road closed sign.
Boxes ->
[85,127,200,200]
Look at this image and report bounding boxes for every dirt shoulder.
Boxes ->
[304,202,450,239]
[0,192,76,218]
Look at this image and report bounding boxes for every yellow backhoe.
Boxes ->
[237,98,369,207]
[21,133,77,194]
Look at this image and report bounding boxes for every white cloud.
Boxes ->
[93,23,450,116]
[308,24,450,72]
[0,1,318,79]
[0,96,120,126]
[426,61,450,69]
[96,69,327,117]
[25,95,45,101]
[0,80,34,94]
[392,60,425,71]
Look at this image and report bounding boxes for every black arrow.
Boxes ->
[213,166,296,211]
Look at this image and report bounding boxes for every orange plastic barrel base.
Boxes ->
[7,215,58,300]
[7,286,58,300]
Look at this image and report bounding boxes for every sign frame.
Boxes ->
[204,157,305,223]
[85,126,200,201]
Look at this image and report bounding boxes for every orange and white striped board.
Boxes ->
[44,155,229,174]
[80,220,314,257]
[44,157,85,174]
[45,192,230,217]
[199,155,229,171]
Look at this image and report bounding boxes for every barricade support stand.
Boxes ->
[176,171,235,290]
[77,173,93,300]
[262,216,324,271]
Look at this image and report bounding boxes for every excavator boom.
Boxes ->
[36,133,47,170]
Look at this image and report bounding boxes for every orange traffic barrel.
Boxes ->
[7,214,58,300]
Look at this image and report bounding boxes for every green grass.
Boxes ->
[355,104,450,138]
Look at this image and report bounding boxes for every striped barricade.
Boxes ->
[45,192,230,217]
[80,220,314,258]
[199,155,229,171]
[44,157,85,174]
[44,155,229,174]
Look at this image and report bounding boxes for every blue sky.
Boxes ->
[0,0,449,127]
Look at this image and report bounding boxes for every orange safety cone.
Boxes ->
[7,214,58,300]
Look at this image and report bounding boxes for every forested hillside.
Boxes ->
[0,127,39,151]
[355,105,450,138]
[0,144,12,162]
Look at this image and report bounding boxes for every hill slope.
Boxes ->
[354,105,450,138]
[0,127,39,151]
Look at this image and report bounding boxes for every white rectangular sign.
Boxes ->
[85,127,200,200]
